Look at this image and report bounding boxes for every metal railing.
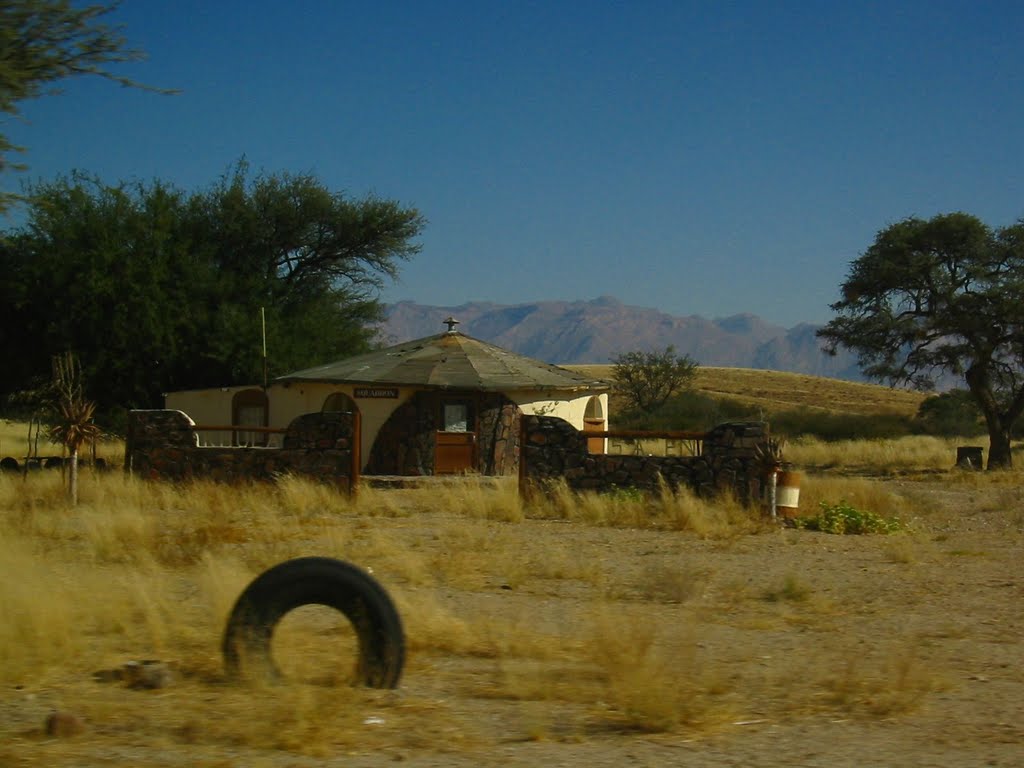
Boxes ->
[191,424,288,449]
[589,430,707,457]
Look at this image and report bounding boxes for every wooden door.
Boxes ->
[435,431,476,474]
[435,399,476,474]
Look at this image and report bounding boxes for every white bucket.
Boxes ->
[776,471,801,518]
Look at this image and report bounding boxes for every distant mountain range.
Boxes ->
[379,297,865,381]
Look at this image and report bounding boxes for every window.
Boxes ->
[443,403,469,432]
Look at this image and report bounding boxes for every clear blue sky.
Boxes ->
[5,0,1023,327]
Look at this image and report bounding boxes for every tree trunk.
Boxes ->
[966,367,1014,471]
[987,427,1013,470]
[69,449,79,505]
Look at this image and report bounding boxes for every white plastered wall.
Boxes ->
[510,390,609,453]
[269,382,416,468]
[166,383,416,468]
[165,385,259,445]
[509,391,608,428]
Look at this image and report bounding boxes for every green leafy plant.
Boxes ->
[795,500,905,535]
[611,346,698,415]
[607,486,646,503]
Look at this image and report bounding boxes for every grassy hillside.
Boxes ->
[568,365,929,418]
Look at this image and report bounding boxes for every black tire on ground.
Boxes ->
[222,557,405,688]
[0,457,19,472]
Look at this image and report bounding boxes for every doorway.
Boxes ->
[583,395,606,454]
[232,389,269,446]
[435,397,476,474]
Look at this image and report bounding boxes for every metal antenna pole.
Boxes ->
[261,307,268,389]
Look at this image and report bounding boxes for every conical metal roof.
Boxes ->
[275,330,610,392]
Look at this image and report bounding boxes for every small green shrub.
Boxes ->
[914,389,980,436]
[607,486,646,503]
[771,409,914,441]
[612,392,916,440]
[612,391,760,431]
[794,500,905,535]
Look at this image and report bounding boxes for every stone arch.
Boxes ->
[322,391,357,413]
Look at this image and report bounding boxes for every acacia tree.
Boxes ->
[0,0,170,205]
[0,165,425,410]
[611,345,698,415]
[818,212,1024,469]
[0,173,199,407]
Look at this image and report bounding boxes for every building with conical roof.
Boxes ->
[165,320,610,476]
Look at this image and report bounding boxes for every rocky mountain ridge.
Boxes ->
[380,296,864,380]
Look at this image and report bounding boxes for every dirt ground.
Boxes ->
[2,476,1022,767]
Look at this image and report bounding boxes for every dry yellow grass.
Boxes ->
[785,434,968,473]
[0,417,124,466]
[2,466,1020,767]
[1,411,1022,766]
[567,364,928,417]
[693,367,928,417]
[2,472,750,760]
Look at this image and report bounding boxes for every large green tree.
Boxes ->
[0,0,167,205]
[611,345,698,415]
[818,212,1024,469]
[0,166,425,412]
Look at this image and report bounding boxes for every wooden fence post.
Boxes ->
[518,417,528,497]
[350,409,362,497]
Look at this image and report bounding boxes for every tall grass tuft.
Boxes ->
[821,639,948,716]
[651,481,761,536]
[582,607,728,732]
[433,476,524,522]
[525,478,760,536]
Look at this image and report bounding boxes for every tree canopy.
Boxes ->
[818,212,1024,469]
[0,164,425,415]
[611,345,698,416]
[0,0,168,205]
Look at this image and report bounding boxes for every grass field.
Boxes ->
[1,372,1021,767]
[0,418,122,466]
[1,467,1021,767]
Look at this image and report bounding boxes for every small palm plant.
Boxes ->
[754,437,786,473]
[48,352,102,505]
[754,436,786,519]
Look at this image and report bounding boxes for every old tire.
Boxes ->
[222,557,405,688]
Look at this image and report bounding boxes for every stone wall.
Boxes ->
[125,410,356,490]
[125,409,769,501]
[521,416,769,504]
[478,395,520,475]
[365,391,520,476]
